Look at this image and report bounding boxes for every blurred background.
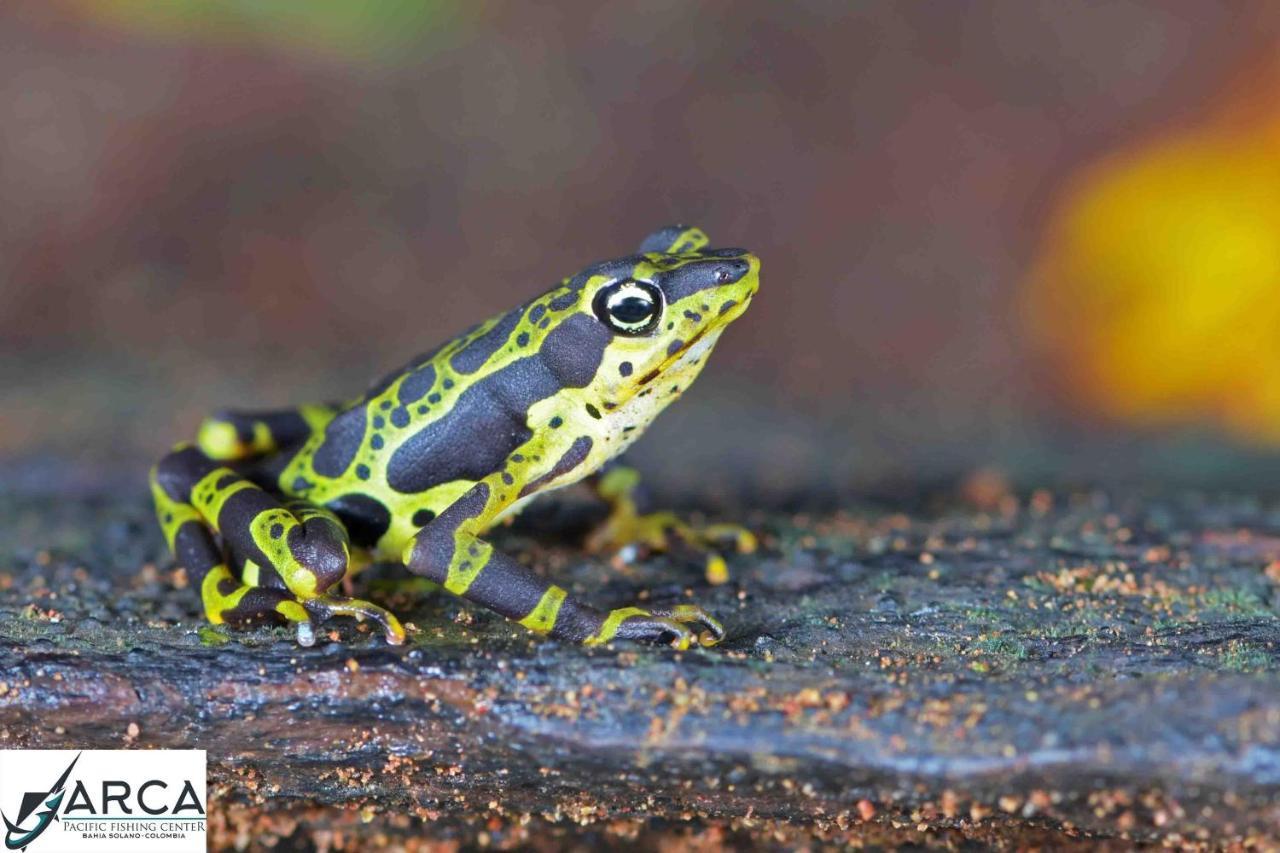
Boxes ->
[4,1,1280,502]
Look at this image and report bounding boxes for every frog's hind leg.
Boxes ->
[151,444,405,645]
[196,403,339,462]
[150,458,313,640]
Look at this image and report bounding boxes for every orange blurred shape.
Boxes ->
[1024,83,1280,444]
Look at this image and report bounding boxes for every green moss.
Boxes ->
[973,635,1029,661]
[1218,641,1272,672]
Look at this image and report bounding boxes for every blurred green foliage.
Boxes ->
[81,0,461,62]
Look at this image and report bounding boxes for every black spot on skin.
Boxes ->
[444,379,455,390]
[517,332,530,347]
[511,453,524,462]
[619,361,633,377]
[373,415,385,429]
[700,303,710,312]
[417,405,428,414]
[603,402,616,410]
[519,436,593,497]
[355,464,371,480]
[163,513,174,524]
[667,322,675,331]
[387,316,609,494]
[398,364,437,405]
[370,434,384,450]
[407,483,489,581]
[452,307,524,374]
[585,403,602,419]
[292,476,313,492]
[539,313,612,387]
[528,304,546,324]
[428,393,441,404]
[390,407,411,429]
[539,317,551,329]
[326,493,392,548]
[270,523,284,539]
[683,310,702,322]
[411,508,436,527]
[213,487,292,581]
[548,291,579,312]
[718,299,738,316]
[313,407,366,477]
[623,425,637,433]
[667,339,685,357]
[501,472,514,486]
[380,400,392,410]
[549,416,563,428]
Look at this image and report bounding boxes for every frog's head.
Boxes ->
[575,225,759,406]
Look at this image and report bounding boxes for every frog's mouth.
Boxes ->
[636,327,712,387]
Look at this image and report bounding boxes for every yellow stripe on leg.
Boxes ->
[443,539,493,596]
[584,606,650,646]
[201,565,246,624]
[519,585,567,634]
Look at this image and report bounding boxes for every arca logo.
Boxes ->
[2,753,79,851]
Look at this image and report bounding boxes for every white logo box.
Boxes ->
[0,750,206,853]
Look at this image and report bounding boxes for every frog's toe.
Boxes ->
[306,595,407,645]
[295,619,318,648]
[655,603,725,646]
[591,603,724,649]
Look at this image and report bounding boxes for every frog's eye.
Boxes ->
[593,279,663,336]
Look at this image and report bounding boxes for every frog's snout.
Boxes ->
[711,257,751,285]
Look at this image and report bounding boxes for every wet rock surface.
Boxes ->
[3,474,1280,849]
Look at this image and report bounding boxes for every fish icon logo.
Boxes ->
[2,753,79,851]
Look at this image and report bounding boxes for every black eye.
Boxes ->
[593,279,663,335]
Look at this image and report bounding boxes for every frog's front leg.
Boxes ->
[585,466,756,585]
[152,444,405,645]
[404,476,724,649]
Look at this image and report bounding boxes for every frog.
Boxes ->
[150,225,759,649]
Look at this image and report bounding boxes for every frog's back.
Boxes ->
[271,284,601,556]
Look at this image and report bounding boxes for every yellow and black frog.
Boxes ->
[151,225,759,649]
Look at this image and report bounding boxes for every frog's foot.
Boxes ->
[585,603,725,650]
[587,467,756,585]
[153,444,406,648]
[303,594,407,646]
[200,564,314,634]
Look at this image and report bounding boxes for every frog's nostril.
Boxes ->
[713,259,750,285]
